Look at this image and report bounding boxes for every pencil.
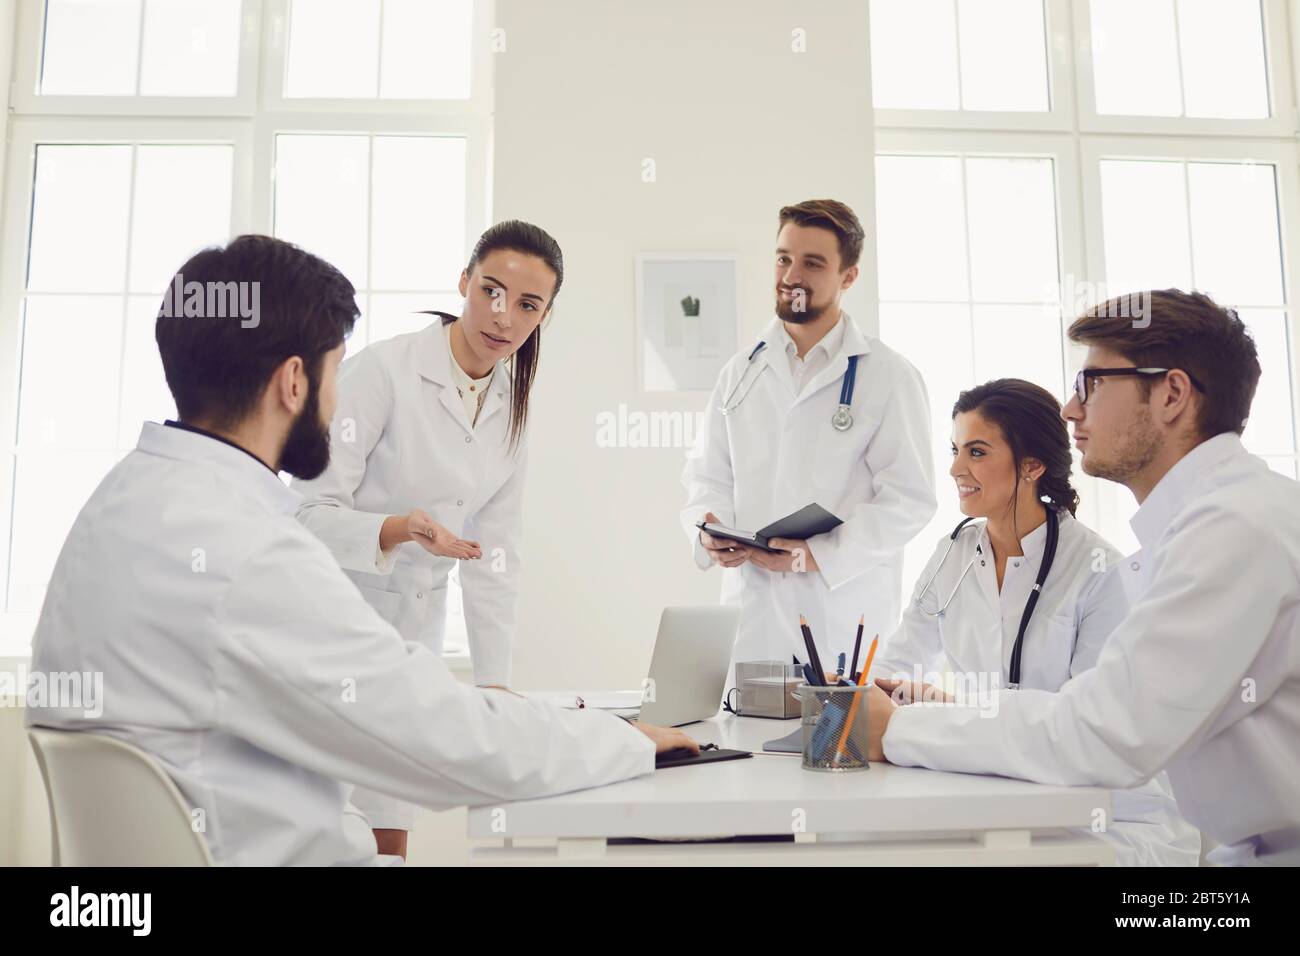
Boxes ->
[799,614,826,684]
[849,615,864,682]
[833,634,878,764]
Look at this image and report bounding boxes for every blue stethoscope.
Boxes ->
[719,341,859,431]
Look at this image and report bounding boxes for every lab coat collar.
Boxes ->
[1017,507,1067,561]
[136,421,299,515]
[970,508,1065,568]
[415,314,511,394]
[1129,432,1245,550]
[800,312,872,403]
[416,314,511,432]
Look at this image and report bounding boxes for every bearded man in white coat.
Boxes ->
[682,200,936,670]
[869,290,1300,866]
[25,235,695,866]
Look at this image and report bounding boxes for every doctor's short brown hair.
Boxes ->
[1067,289,1261,439]
[777,199,865,270]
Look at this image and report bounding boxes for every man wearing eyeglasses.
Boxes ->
[867,288,1300,866]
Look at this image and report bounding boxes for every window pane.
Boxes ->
[971,305,1063,394]
[119,296,176,447]
[273,134,371,289]
[956,0,1049,111]
[874,155,968,301]
[8,449,120,612]
[1089,0,1269,118]
[1089,0,1182,116]
[365,292,461,351]
[869,0,959,110]
[1099,160,1192,294]
[879,303,973,588]
[27,145,133,292]
[130,145,234,294]
[1187,162,1283,305]
[870,0,1048,111]
[965,157,1059,302]
[139,0,242,97]
[1177,0,1268,119]
[370,137,466,290]
[381,0,473,99]
[40,0,142,96]
[1238,310,1295,457]
[18,296,123,449]
[285,0,381,98]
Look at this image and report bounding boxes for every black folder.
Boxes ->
[655,748,753,769]
[696,503,843,554]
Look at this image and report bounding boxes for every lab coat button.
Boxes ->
[416,591,424,599]
[457,499,464,507]
[464,436,471,443]
[1130,561,1141,571]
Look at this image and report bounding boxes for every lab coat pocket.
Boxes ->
[1034,613,1078,689]
[811,424,865,494]
[356,582,403,628]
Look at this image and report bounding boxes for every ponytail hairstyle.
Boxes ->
[952,379,1080,528]
[424,220,564,452]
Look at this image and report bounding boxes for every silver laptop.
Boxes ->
[635,606,739,727]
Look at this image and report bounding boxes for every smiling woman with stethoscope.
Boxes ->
[868,378,1200,866]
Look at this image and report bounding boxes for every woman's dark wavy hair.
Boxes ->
[952,378,1080,524]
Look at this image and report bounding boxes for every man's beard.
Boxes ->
[1081,404,1161,486]
[775,286,828,324]
[279,376,332,480]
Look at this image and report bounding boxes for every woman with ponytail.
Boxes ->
[292,221,568,857]
[867,378,1200,866]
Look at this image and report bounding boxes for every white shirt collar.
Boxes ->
[1129,432,1246,549]
[777,312,847,363]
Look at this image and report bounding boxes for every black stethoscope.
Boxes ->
[913,507,1060,688]
[719,341,859,431]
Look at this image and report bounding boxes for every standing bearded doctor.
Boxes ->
[682,199,936,668]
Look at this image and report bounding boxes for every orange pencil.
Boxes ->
[833,634,877,764]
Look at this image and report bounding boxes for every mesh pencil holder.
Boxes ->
[799,683,870,772]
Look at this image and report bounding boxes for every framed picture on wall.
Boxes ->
[634,253,740,392]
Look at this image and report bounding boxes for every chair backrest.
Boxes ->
[27,728,214,867]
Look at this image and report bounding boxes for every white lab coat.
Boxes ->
[295,317,523,687]
[26,422,652,866]
[682,313,936,668]
[884,434,1300,865]
[292,318,528,830]
[876,510,1200,866]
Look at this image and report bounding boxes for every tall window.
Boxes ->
[869,0,1299,581]
[0,0,489,652]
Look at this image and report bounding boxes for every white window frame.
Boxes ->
[0,0,494,656]
[873,0,1300,548]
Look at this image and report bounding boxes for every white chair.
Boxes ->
[27,728,214,866]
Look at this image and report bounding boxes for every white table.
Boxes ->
[467,713,1114,866]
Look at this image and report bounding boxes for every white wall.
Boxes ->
[493,0,877,691]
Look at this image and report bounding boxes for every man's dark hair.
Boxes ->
[155,235,359,428]
[777,199,865,269]
[1067,289,1261,439]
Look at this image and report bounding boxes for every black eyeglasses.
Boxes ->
[1072,367,1206,405]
